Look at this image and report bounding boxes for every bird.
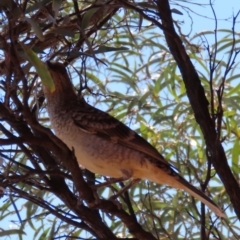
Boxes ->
[42,61,225,218]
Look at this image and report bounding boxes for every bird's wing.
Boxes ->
[72,101,170,166]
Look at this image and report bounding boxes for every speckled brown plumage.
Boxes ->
[42,62,225,218]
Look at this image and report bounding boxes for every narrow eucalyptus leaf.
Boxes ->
[20,43,55,92]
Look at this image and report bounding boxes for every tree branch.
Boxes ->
[157,0,240,218]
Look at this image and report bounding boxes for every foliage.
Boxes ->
[0,0,239,239]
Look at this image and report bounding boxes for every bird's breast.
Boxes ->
[50,114,147,179]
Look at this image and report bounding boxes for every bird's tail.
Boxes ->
[145,162,226,218]
[177,176,225,218]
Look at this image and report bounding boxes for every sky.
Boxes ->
[173,0,239,44]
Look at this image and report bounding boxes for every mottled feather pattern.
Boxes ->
[71,99,170,166]
[148,158,220,209]
[42,62,225,218]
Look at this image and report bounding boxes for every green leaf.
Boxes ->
[225,83,240,96]
[93,46,129,54]
[81,7,100,29]
[24,17,44,41]
[232,140,240,175]
[38,227,50,240]
[52,0,62,15]
[0,230,26,237]
[20,43,55,92]
[86,72,106,92]
[171,8,183,15]
[48,220,56,240]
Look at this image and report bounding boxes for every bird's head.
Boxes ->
[43,62,76,102]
